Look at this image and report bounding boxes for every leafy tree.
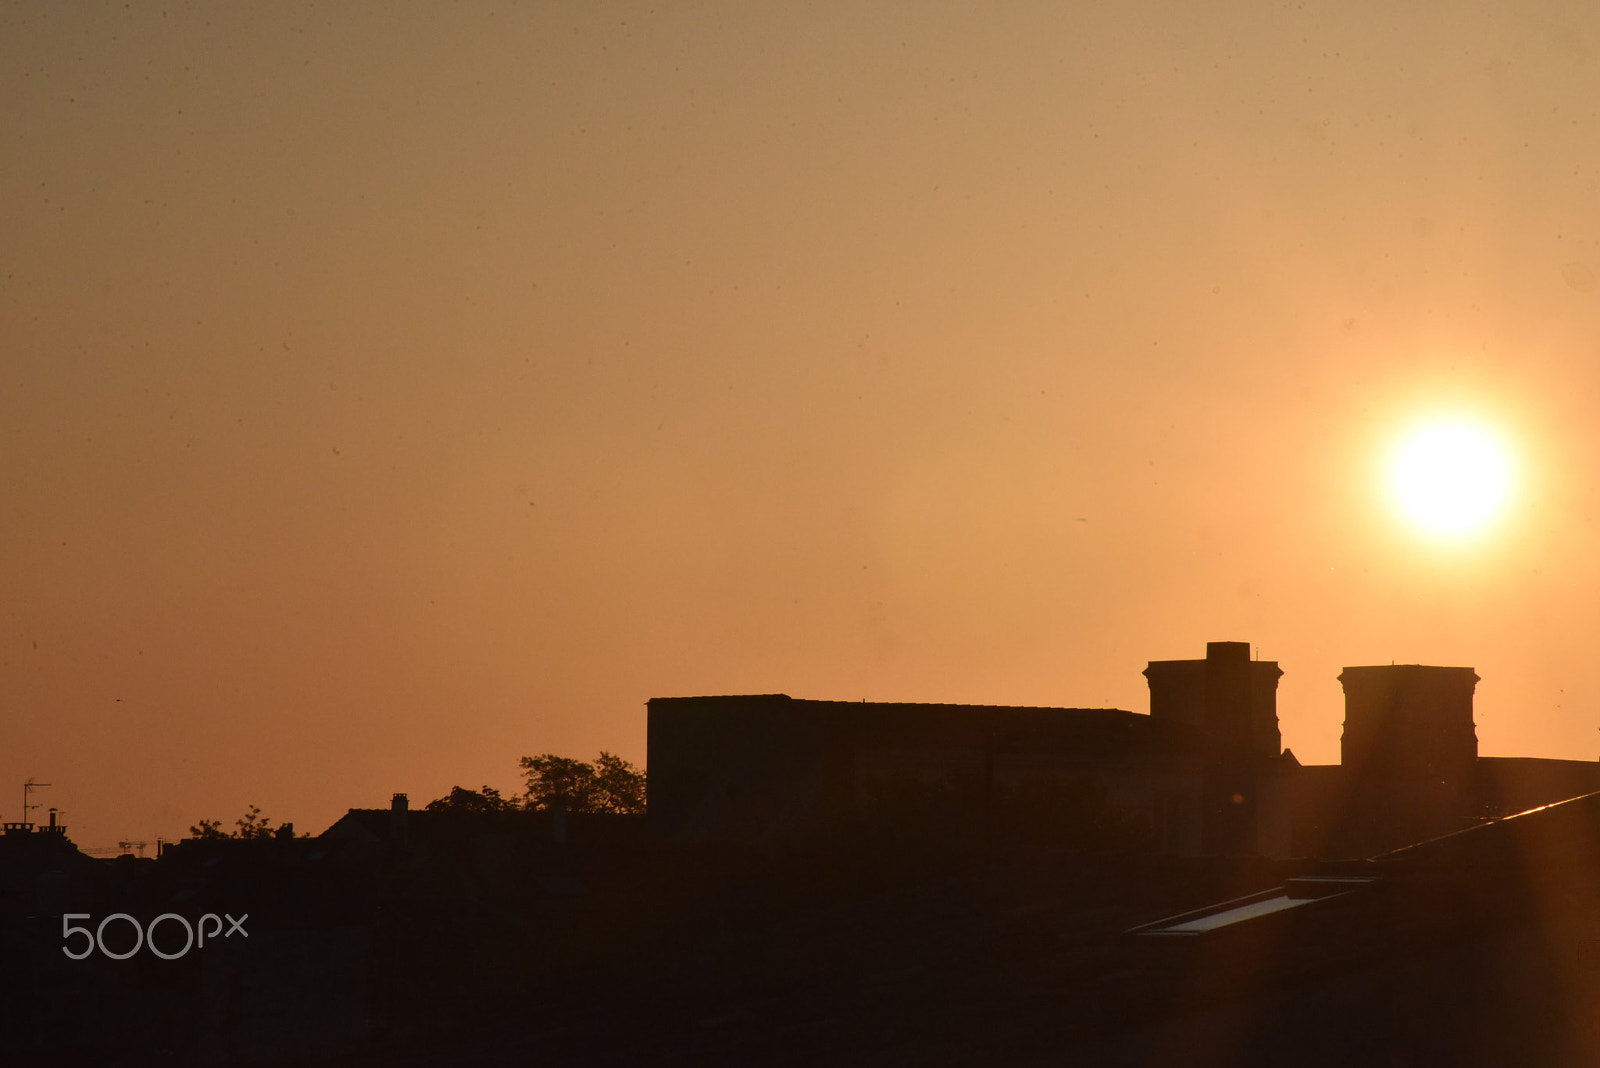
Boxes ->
[425,784,520,813]
[593,752,647,814]
[519,752,645,814]
[235,804,275,839]
[520,755,597,811]
[189,805,301,840]
[189,818,227,840]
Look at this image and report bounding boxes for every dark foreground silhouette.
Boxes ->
[6,789,1600,1067]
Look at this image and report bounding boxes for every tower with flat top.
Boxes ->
[1339,664,1479,848]
[1144,641,1288,855]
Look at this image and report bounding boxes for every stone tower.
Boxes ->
[1339,664,1480,850]
[1145,641,1286,854]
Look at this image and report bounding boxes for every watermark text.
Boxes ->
[62,912,248,960]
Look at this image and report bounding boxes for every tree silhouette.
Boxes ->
[519,752,645,814]
[425,784,519,813]
[188,804,295,840]
[235,804,275,839]
[594,752,646,814]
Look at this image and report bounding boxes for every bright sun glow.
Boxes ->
[1387,419,1514,538]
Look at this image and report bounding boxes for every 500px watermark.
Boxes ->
[61,912,248,960]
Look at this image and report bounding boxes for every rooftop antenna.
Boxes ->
[22,779,50,826]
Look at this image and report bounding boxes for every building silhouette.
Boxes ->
[1292,664,1597,856]
[648,641,1600,857]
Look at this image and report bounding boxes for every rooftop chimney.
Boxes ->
[1144,641,1282,757]
[390,792,409,845]
[1339,665,1478,782]
[1204,641,1255,752]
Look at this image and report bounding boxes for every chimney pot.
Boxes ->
[390,793,410,845]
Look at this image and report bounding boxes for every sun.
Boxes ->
[1386,418,1514,538]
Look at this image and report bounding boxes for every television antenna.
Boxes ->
[22,779,50,826]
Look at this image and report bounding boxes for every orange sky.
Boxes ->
[6,2,1600,850]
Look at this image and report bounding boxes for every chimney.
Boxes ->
[1338,663,1480,851]
[390,792,409,845]
[1339,665,1479,782]
[1204,641,1255,753]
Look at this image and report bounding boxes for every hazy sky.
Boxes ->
[7,1,1600,849]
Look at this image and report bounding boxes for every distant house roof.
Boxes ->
[319,807,488,844]
[320,809,395,844]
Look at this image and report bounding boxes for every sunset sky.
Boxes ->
[7,1,1600,849]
